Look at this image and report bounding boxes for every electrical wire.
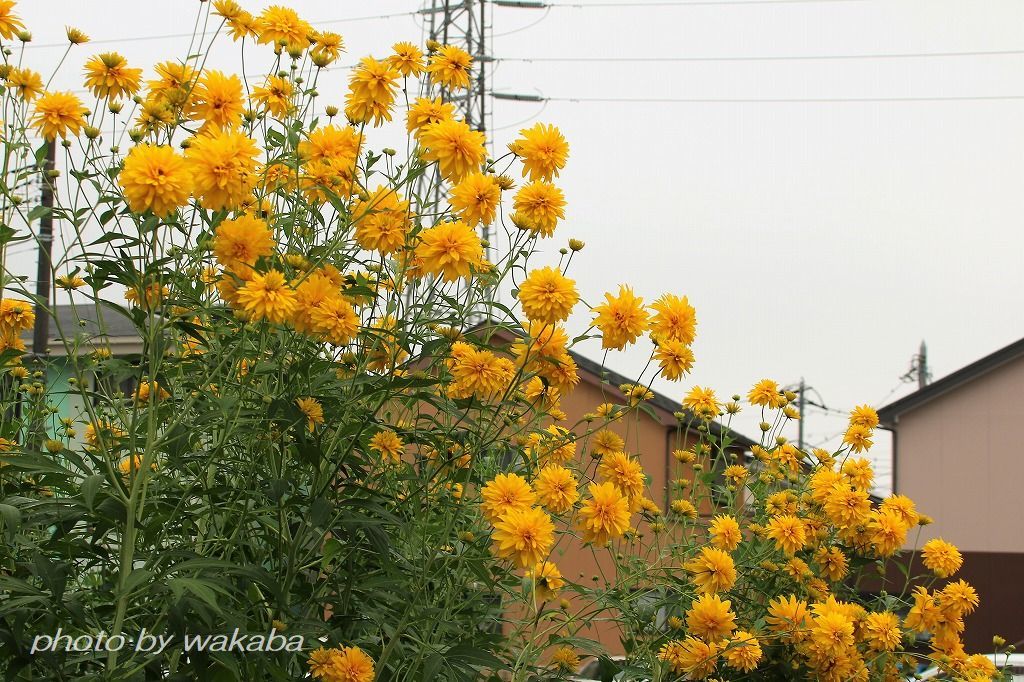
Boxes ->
[544,0,868,7]
[496,48,1024,63]
[535,94,1024,103]
[491,6,552,37]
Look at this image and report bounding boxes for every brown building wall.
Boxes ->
[874,551,1024,652]
[893,353,1024,554]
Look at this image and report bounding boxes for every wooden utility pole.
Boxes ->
[31,142,55,356]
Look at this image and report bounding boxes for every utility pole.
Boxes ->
[797,377,806,452]
[31,143,55,356]
[918,340,929,389]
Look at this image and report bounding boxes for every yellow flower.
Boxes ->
[861,611,902,651]
[135,380,170,404]
[868,508,908,557]
[0,1,24,40]
[807,610,854,659]
[389,41,424,76]
[512,181,565,237]
[369,429,403,463]
[213,214,275,274]
[765,514,806,556]
[185,128,260,210]
[904,586,941,633]
[491,506,554,569]
[748,379,784,409]
[118,144,192,216]
[940,579,979,616]
[481,473,536,523]
[0,299,34,333]
[419,118,486,181]
[597,451,645,504]
[590,429,624,458]
[650,293,697,345]
[236,270,296,324]
[307,645,374,682]
[766,594,808,638]
[686,593,736,641]
[310,297,360,345]
[134,96,175,133]
[527,560,564,600]
[449,172,500,227]
[684,546,737,594]
[83,52,142,100]
[426,44,472,90]
[708,515,742,552]
[352,186,411,255]
[682,386,719,420]
[723,464,747,485]
[31,91,88,141]
[514,123,569,182]
[193,70,244,131]
[518,266,578,325]
[658,637,719,679]
[823,484,871,528]
[446,343,514,400]
[296,397,324,432]
[6,67,42,102]
[671,498,698,519]
[118,454,157,478]
[533,464,578,514]
[723,631,762,672]
[841,456,874,489]
[848,404,879,429]
[591,285,648,350]
[654,338,694,381]
[298,124,361,167]
[577,481,631,546]
[406,96,455,135]
[550,646,579,671]
[65,26,89,45]
[921,537,962,578]
[415,220,483,282]
[251,75,294,119]
[56,274,86,290]
[842,423,873,453]
[312,31,345,64]
[345,57,399,126]
[256,5,313,51]
[879,493,919,528]
[813,545,848,582]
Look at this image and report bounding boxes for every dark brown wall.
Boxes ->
[867,551,1024,652]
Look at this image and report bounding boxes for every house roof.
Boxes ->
[877,335,1024,426]
[568,348,756,449]
[24,304,140,350]
[478,323,755,449]
[35,307,757,447]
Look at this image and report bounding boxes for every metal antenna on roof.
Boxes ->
[900,341,931,389]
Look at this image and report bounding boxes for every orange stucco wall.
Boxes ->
[893,355,1024,554]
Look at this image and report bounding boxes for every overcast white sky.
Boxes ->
[14,0,1024,494]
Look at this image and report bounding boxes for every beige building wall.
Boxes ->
[894,354,1024,553]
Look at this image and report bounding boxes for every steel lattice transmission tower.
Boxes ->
[420,0,491,135]
[409,1,543,316]
[408,0,494,314]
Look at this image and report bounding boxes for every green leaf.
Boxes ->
[80,474,104,510]
[0,502,21,539]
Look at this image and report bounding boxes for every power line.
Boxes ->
[496,48,1024,63]
[512,94,1024,103]
[544,0,868,6]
